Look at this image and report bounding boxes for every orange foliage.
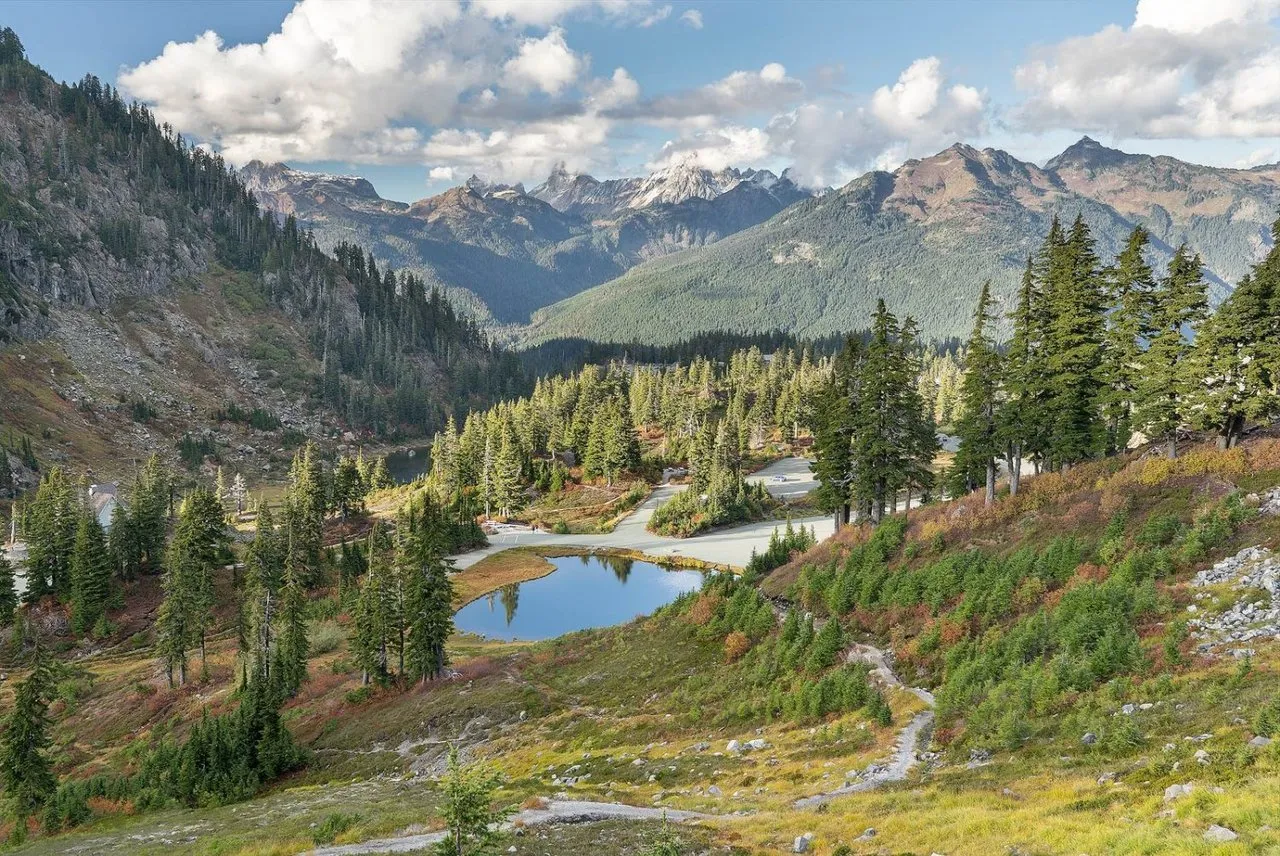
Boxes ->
[723,631,751,663]
[687,591,723,626]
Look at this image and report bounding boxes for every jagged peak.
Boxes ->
[1045,135,1135,172]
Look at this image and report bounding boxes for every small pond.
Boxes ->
[453,554,704,641]
[383,445,432,484]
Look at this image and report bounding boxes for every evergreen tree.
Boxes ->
[433,745,511,856]
[1183,222,1280,448]
[998,257,1042,491]
[228,472,248,517]
[242,506,284,683]
[23,467,77,602]
[403,499,457,685]
[157,488,226,685]
[0,553,16,628]
[0,650,55,828]
[107,501,141,583]
[1132,246,1207,458]
[1100,227,1156,453]
[811,338,859,529]
[331,455,365,520]
[273,546,309,697]
[951,282,1002,505]
[1043,215,1106,468]
[69,511,112,634]
[352,522,393,685]
[491,432,524,519]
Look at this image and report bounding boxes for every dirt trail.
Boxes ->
[793,643,936,809]
[306,800,709,855]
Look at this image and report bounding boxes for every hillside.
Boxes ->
[240,160,813,326]
[0,40,517,485]
[525,141,1265,345]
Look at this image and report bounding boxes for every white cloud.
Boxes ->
[501,28,585,95]
[638,4,672,27]
[119,0,989,188]
[680,8,703,29]
[1014,0,1280,138]
[650,57,987,187]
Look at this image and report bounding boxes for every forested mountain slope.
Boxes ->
[240,160,814,325]
[525,142,1267,345]
[0,32,520,482]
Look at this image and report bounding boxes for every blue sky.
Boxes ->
[6,0,1280,202]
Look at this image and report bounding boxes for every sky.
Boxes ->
[6,0,1280,203]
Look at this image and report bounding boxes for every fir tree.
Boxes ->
[273,546,309,697]
[69,511,112,634]
[0,553,16,628]
[352,522,393,685]
[1043,215,1106,468]
[1132,246,1206,458]
[951,282,1002,505]
[157,488,226,685]
[243,506,284,683]
[24,467,77,602]
[0,650,55,827]
[1100,227,1156,453]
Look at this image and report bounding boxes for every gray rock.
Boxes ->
[1204,825,1238,842]
[1081,732,1098,745]
[793,833,814,853]
[1250,735,1273,748]
[1164,783,1193,802]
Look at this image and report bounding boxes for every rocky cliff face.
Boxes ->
[0,99,208,340]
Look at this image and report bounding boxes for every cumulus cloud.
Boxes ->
[649,57,987,187]
[1014,0,1280,138]
[501,28,585,94]
[119,0,989,187]
[612,62,804,123]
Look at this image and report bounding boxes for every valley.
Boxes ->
[9,11,1280,856]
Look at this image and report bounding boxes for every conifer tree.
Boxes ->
[0,553,16,628]
[157,487,226,685]
[951,282,1002,505]
[1133,246,1206,458]
[1183,268,1278,448]
[811,338,859,529]
[352,522,393,685]
[1100,227,1156,453]
[1044,215,1106,468]
[0,651,55,831]
[403,499,456,685]
[107,501,141,583]
[69,510,112,634]
[331,455,364,520]
[491,432,524,518]
[243,506,284,683]
[273,546,309,697]
[24,467,77,602]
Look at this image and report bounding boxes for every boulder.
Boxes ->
[793,833,814,853]
[1164,783,1193,802]
[1203,825,1238,843]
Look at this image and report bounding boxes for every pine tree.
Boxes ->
[69,510,112,634]
[951,282,1002,505]
[999,257,1041,491]
[107,501,141,583]
[0,651,55,830]
[433,745,510,856]
[1132,246,1206,458]
[491,431,524,519]
[332,455,364,520]
[404,500,457,685]
[811,338,859,529]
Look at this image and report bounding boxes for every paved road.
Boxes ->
[454,457,833,571]
[307,800,709,855]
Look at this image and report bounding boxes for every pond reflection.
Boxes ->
[456,554,703,641]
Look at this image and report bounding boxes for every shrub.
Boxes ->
[723,631,751,663]
[313,812,361,845]
[308,620,344,656]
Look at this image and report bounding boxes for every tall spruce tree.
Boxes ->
[0,553,16,628]
[242,506,284,683]
[951,282,1002,505]
[69,510,112,634]
[0,650,55,829]
[273,544,309,697]
[1100,227,1156,453]
[811,338,860,529]
[24,467,77,602]
[352,522,393,685]
[157,487,226,686]
[1133,246,1206,458]
[1044,215,1106,468]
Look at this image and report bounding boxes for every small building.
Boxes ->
[89,483,120,532]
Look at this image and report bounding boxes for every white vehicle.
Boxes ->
[771,475,788,483]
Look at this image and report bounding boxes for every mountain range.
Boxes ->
[242,139,1280,345]
[527,138,1280,344]
[239,159,811,325]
